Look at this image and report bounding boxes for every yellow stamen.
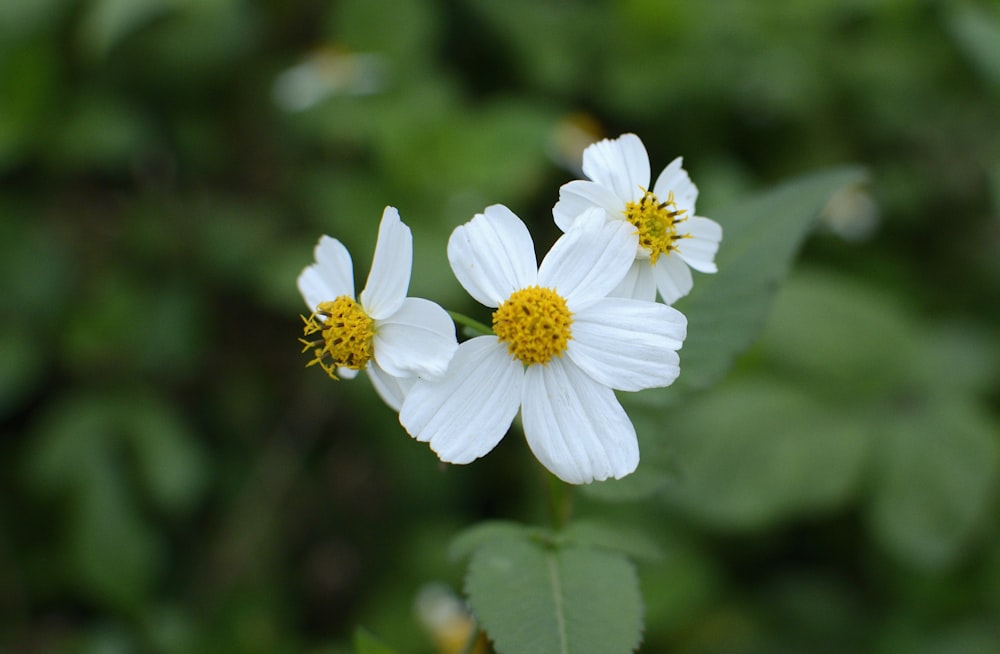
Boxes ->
[492,286,573,365]
[623,188,690,264]
[300,296,375,379]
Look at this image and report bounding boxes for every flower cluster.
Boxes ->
[298,134,722,484]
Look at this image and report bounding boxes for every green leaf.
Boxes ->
[0,326,44,419]
[465,536,643,654]
[71,449,162,608]
[654,379,869,530]
[946,3,1000,88]
[78,0,174,59]
[867,396,999,570]
[559,520,663,562]
[632,166,868,406]
[449,520,540,562]
[354,627,400,654]
[122,394,208,515]
[756,269,921,398]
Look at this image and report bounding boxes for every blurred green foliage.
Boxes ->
[1,0,998,652]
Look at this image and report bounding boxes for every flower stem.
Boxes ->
[448,310,493,338]
[545,471,573,531]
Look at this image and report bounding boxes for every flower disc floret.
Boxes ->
[301,295,375,378]
[492,286,573,365]
[625,189,689,264]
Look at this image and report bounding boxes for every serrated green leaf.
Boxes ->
[867,396,999,570]
[354,627,400,654]
[466,536,643,654]
[633,166,867,406]
[448,520,540,562]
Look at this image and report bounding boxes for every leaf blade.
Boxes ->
[634,166,868,405]
[465,535,643,654]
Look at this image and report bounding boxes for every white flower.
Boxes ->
[553,133,723,304]
[298,206,458,410]
[399,205,687,484]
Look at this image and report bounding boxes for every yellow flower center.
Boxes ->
[492,286,573,365]
[299,295,375,379]
[623,189,689,264]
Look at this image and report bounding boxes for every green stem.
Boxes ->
[448,310,493,338]
[545,471,573,531]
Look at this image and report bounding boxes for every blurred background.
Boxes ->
[1,0,999,652]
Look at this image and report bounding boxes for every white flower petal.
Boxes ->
[367,362,416,411]
[399,336,522,464]
[372,297,458,379]
[581,133,649,204]
[338,367,359,380]
[677,216,723,273]
[447,205,537,307]
[567,298,686,391]
[360,206,412,320]
[652,156,699,213]
[552,180,624,232]
[611,260,657,301]
[538,219,637,307]
[298,235,354,310]
[521,358,639,484]
[653,253,694,304]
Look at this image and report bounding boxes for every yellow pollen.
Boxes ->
[299,295,375,379]
[623,188,690,264]
[492,286,573,365]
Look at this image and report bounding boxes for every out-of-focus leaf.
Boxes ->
[465,534,643,654]
[123,394,207,515]
[655,379,869,530]
[72,449,162,608]
[877,619,1000,654]
[632,166,868,406]
[24,391,207,607]
[559,520,662,562]
[582,461,672,503]
[0,0,68,39]
[0,199,74,321]
[379,100,555,204]
[448,520,539,562]
[26,394,110,495]
[0,326,45,419]
[47,92,155,174]
[463,0,607,96]
[62,273,203,378]
[947,3,1000,88]
[0,40,59,170]
[756,269,921,398]
[354,627,400,654]
[75,622,136,654]
[583,408,683,503]
[335,0,441,66]
[78,0,174,59]
[641,540,719,637]
[867,396,998,570]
